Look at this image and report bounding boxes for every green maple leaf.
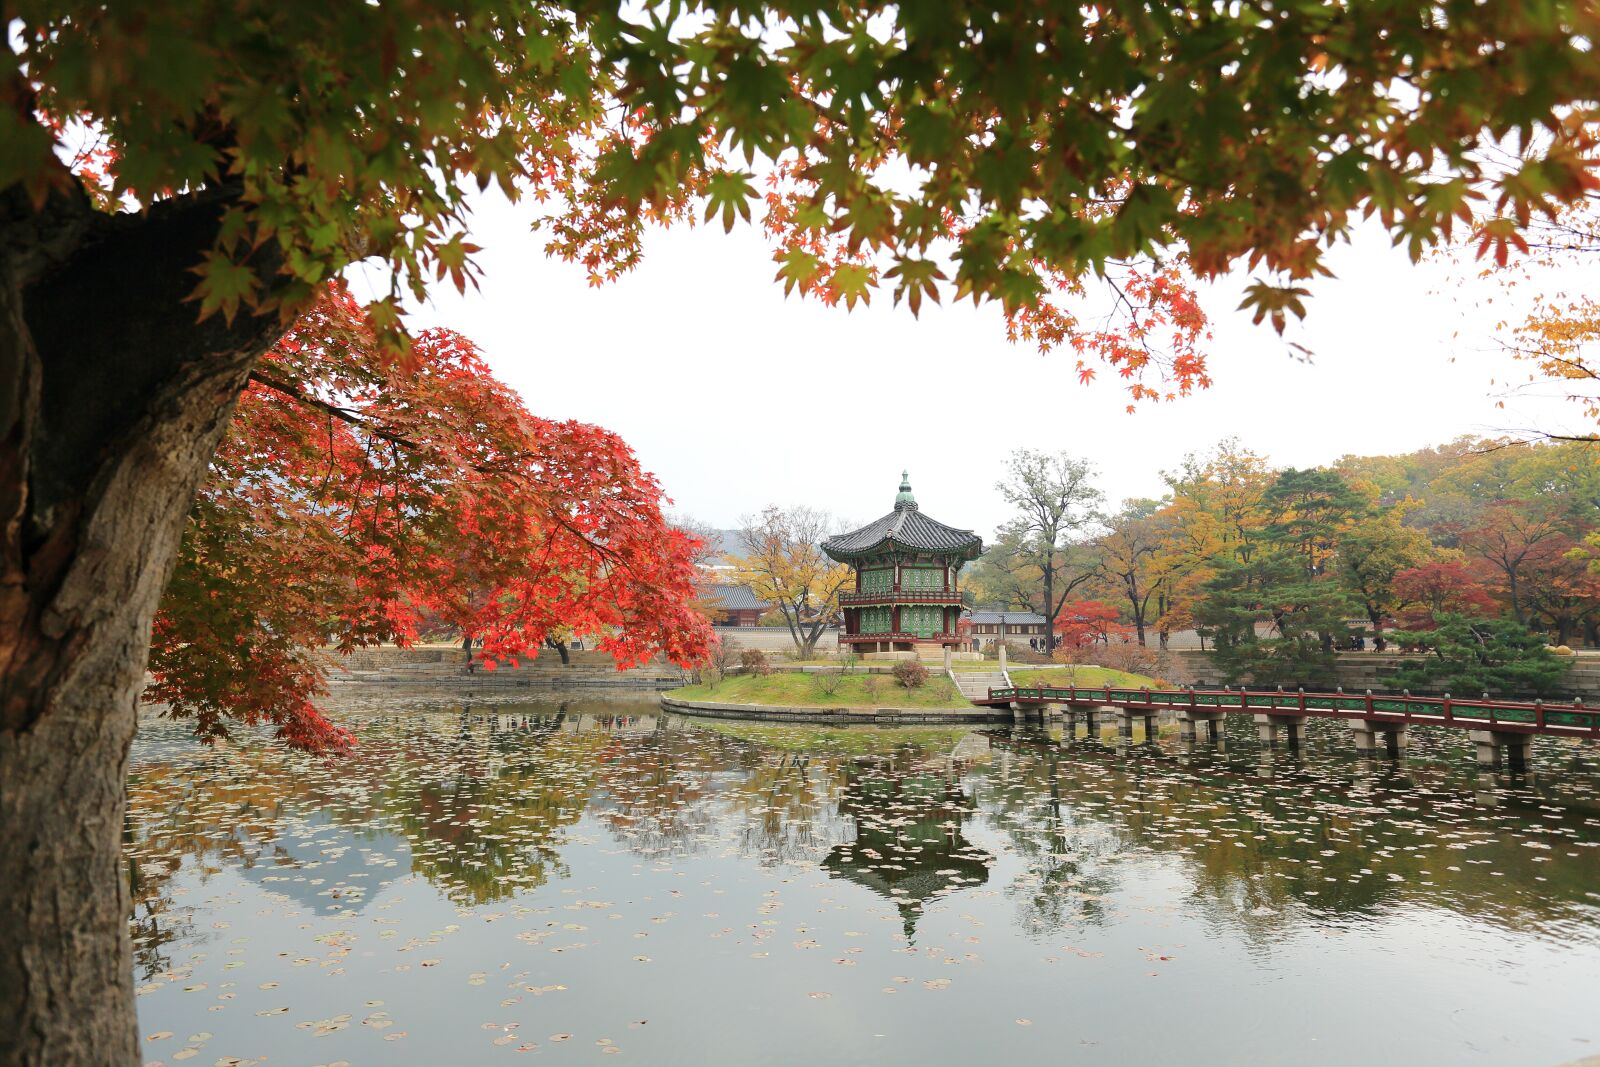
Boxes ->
[703,170,757,232]
[884,256,945,316]
[828,263,874,309]
[773,247,823,296]
[189,252,261,323]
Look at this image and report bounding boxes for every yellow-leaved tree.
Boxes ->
[731,507,854,659]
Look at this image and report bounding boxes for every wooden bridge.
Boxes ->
[974,684,1600,770]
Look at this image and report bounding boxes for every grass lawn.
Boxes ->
[669,670,973,709]
[1004,665,1173,689]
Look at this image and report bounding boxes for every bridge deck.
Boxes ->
[975,685,1600,740]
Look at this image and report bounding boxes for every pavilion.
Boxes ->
[821,472,983,658]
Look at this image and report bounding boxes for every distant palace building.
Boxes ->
[822,472,983,656]
[964,610,1049,652]
[703,583,771,627]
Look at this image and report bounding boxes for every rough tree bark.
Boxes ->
[0,183,284,1067]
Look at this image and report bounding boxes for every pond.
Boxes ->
[127,700,1600,1066]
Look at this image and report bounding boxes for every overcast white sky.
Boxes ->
[388,189,1581,538]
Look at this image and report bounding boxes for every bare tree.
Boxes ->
[668,512,729,570]
[996,450,1104,644]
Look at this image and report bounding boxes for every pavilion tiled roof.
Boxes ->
[821,472,983,562]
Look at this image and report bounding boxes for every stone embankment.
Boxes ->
[318,646,688,694]
[658,694,1009,725]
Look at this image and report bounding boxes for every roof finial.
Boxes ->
[894,469,917,510]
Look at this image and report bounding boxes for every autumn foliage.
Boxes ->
[145,286,712,751]
[1054,601,1130,650]
[1392,562,1502,631]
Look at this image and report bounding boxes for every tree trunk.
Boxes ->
[1506,569,1524,625]
[1042,553,1055,647]
[780,603,805,657]
[1,184,283,1067]
[801,620,822,658]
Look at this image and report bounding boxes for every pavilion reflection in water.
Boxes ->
[821,751,992,938]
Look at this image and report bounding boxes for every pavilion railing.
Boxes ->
[839,590,962,606]
[840,631,960,643]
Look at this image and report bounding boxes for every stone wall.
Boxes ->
[315,645,689,693]
[711,626,840,652]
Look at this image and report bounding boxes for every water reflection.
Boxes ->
[984,725,1600,940]
[125,702,1600,1066]
[822,748,992,939]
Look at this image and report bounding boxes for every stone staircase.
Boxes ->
[951,669,1010,704]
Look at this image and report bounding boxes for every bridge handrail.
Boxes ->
[982,683,1600,737]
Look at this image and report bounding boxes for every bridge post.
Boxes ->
[1117,707,1156,742]
[1081,707,1098,739]
[1348,720,1409,757]
[1468,729,1532,771]
[1254,713,1308,749]
[1178,710,1225,743]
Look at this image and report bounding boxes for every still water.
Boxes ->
[127,700,1600,1066]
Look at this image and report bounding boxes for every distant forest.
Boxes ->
[960,437,1598,693]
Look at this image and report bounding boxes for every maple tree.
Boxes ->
[1053,600,1130,651]
[1515,535,1600,648]
[6,4,1600,1062]
[1458,194,1600,433]
[1094,500,1174,647]
[1456,501,1571,626]
[146,285,711,753]
[1392,561,1500,631]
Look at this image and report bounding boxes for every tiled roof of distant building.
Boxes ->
[705,584,770,610]
[964,610,1047,626]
